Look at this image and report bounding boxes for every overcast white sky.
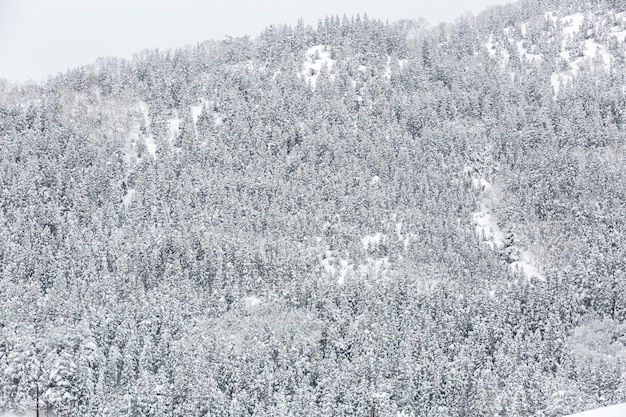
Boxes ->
[0,0,511,82]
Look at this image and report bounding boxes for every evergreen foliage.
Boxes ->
[1,1,626,415]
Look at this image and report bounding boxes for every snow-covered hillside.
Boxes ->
[565,403,626,417]
[301,45,335,88]
[3,1,626,416]
[465,165,543,280]
[485,9,626,96]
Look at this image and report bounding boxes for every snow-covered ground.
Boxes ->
[465,165,543,280]
[319,246,387,285]
[190,102,205,124]
[361,232,387,251]
[510,249,542,279]
[562,13,585,36]
[564,403,626,417]
[133,102,181,156]
[487,11,626,97]
[317,224,409,285]
[121,188,136,207]
[323,220,416,286]
[516,40,543,63]
[190,101,223,129]
[472,196,506,250]
[485,36,497,58]
[242,295,261,309]
[465,166,505,250]
[168,114,180,139]
[301,45,335,88]
[138,101,156,157]
[384,56,392,79]
[550,12,623,96]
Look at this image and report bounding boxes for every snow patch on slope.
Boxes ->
[337,259,354,285]
[485,36,497,58]
[511,250,542,279]
[190,102,207,125]
[488,12,625,97]
[121,188,136,207]
[465,167,504,249]
[361,232,387,251]
[564,403,626,417]
[191,101,224,129]
[242,295,261,309]
[465,165,543,280]
[168,114,180,140]
[384,56,406,79]
[301,45,335,88]
[357,256,390,280]
[138,101,156,157]
[545,11,558,22]
[317,231,394,284]
[516,40,542,63]
[384,56,392,79]
[320,249,358,285]
[472,197,505,249]
[550,13,621,96]
[562,13,585,36]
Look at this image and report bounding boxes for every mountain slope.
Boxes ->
[566,403,626,417]
[1,1,626,416]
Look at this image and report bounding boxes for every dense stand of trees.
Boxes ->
[1,0,626,415]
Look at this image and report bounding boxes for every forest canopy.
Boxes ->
[1,0,626,416]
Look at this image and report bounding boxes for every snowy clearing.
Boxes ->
[384,56,392,79]
[121,188,136,207]
[242,295,261,309]
[485,36,497,58]
[510,250,542,279]
[488,12,620,97]
[318,231,393,284]
[361,232,386,251]
[191,101,224,128]
[168,114,180,141]
[190,103,204,124]
[549,13,614,96]
[562,13,585,37]
[138,101,156,157]
[301,45,335,88]
[516,41,542,63]
[466,165,543,280]
[473,199,505,249]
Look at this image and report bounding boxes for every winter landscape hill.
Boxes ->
[565,402,626,417]
[2,0,626,416]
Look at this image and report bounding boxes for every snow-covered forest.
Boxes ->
[1,0,626,415]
